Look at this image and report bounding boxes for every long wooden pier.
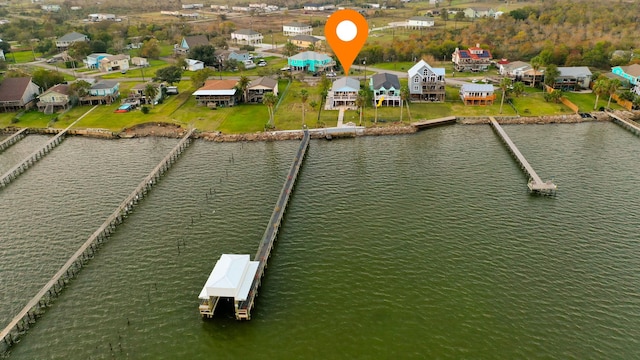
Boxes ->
[489,117,557,194]
[0,128,195,353]
[235,129,310,320]
[608,111,640,136]
[0,128,28,152]
[0,106,97,189]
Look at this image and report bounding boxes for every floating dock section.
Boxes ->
[0,128,195,353]
[0,128,28,153]
[0,106,97,189]
[489,117,557,195]
[233,129,310,320]
[608,111,640,136]
[411,116,456,130]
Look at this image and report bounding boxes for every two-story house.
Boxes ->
[246,77,278,103]
[463,7,495,18]
[99,54,130,72]
[37,83,70,113]
[84,53,111,69]
[56,32,89,50]
[459,83,496,106]
[612,64,640,95]
[128,82,163,105]
[230,29,263,45]
[452,44,492,72]
[0,77,40,112]
[283,22,313,36]
[369,73,401,107]
[174,35,209,55]
[80,81,120,105]
[288,51,335,73]
[327,77,360,109]
[548,67,592,90]
[408,60,446,102]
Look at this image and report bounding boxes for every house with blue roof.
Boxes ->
[287,51,335,73]
[408,60,446,102]
[84,53,112,69]
[611,64,640,94]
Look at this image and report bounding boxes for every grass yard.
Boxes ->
[101,59,169,80]
[5,50,37,64]
[562,91,625,112]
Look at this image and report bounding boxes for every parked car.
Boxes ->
[257,60,267,67]
[280,66,291,71]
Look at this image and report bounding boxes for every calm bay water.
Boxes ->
[1,123,639,359]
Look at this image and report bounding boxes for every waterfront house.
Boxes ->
[407,16,435,29]
[84,53,111,69]
[99,54,130,72]
[230,29,263,45]
[611,64,640,95]
[193,79,239,107]
[55,32,89,50]
[290,35,321,49]
[459,83,495,106]
[37,83,70,113]
[80,81,119,105]
[326,77,360,109]
[550,67,592,90]
[246,77,278,103]
[408,60,446,102]
[0,77,40,112]
[369,73,401,107]
[175,35,209,55]
[287,51,335,73]
[283,22,313,36]
[452,44,492,72]
[128,82,163,105]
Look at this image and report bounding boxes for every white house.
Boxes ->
[186,59,205,71]
[407,16,435,29]
[283,22,313,36]
[88,13,116,21]
[459,83,496,106]
[230,29,263,45]
[56,32,89,50]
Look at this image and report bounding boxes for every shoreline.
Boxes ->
[2,111,636,142]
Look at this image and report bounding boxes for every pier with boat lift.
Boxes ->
[199,129,310,320]
[489,117,557,195]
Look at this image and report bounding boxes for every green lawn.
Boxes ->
[0,110,57,128]
[562,91,625,112]
[5,50,37,64]
[101,59,168,79]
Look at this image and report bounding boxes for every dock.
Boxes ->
[0,128,28,152]
[0,128,195,353]
[489,117,557,194]
[236,129,310,320]
[0,106,97,189]
[411,116,457,130]
[607,111,640,136]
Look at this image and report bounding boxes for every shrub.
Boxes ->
[141,106,150,114]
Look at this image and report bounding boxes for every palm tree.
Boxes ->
[235,75,250,103]
[300,89,309,125]
[606,78,621,108]
[143,83,159,108]
[355,89,366,126]
[263,92,277,128]
[499,77,513,114]
[512,81,526,98]
[543,64,560,89]
[592,78,608,110]
[530,56,542,88]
